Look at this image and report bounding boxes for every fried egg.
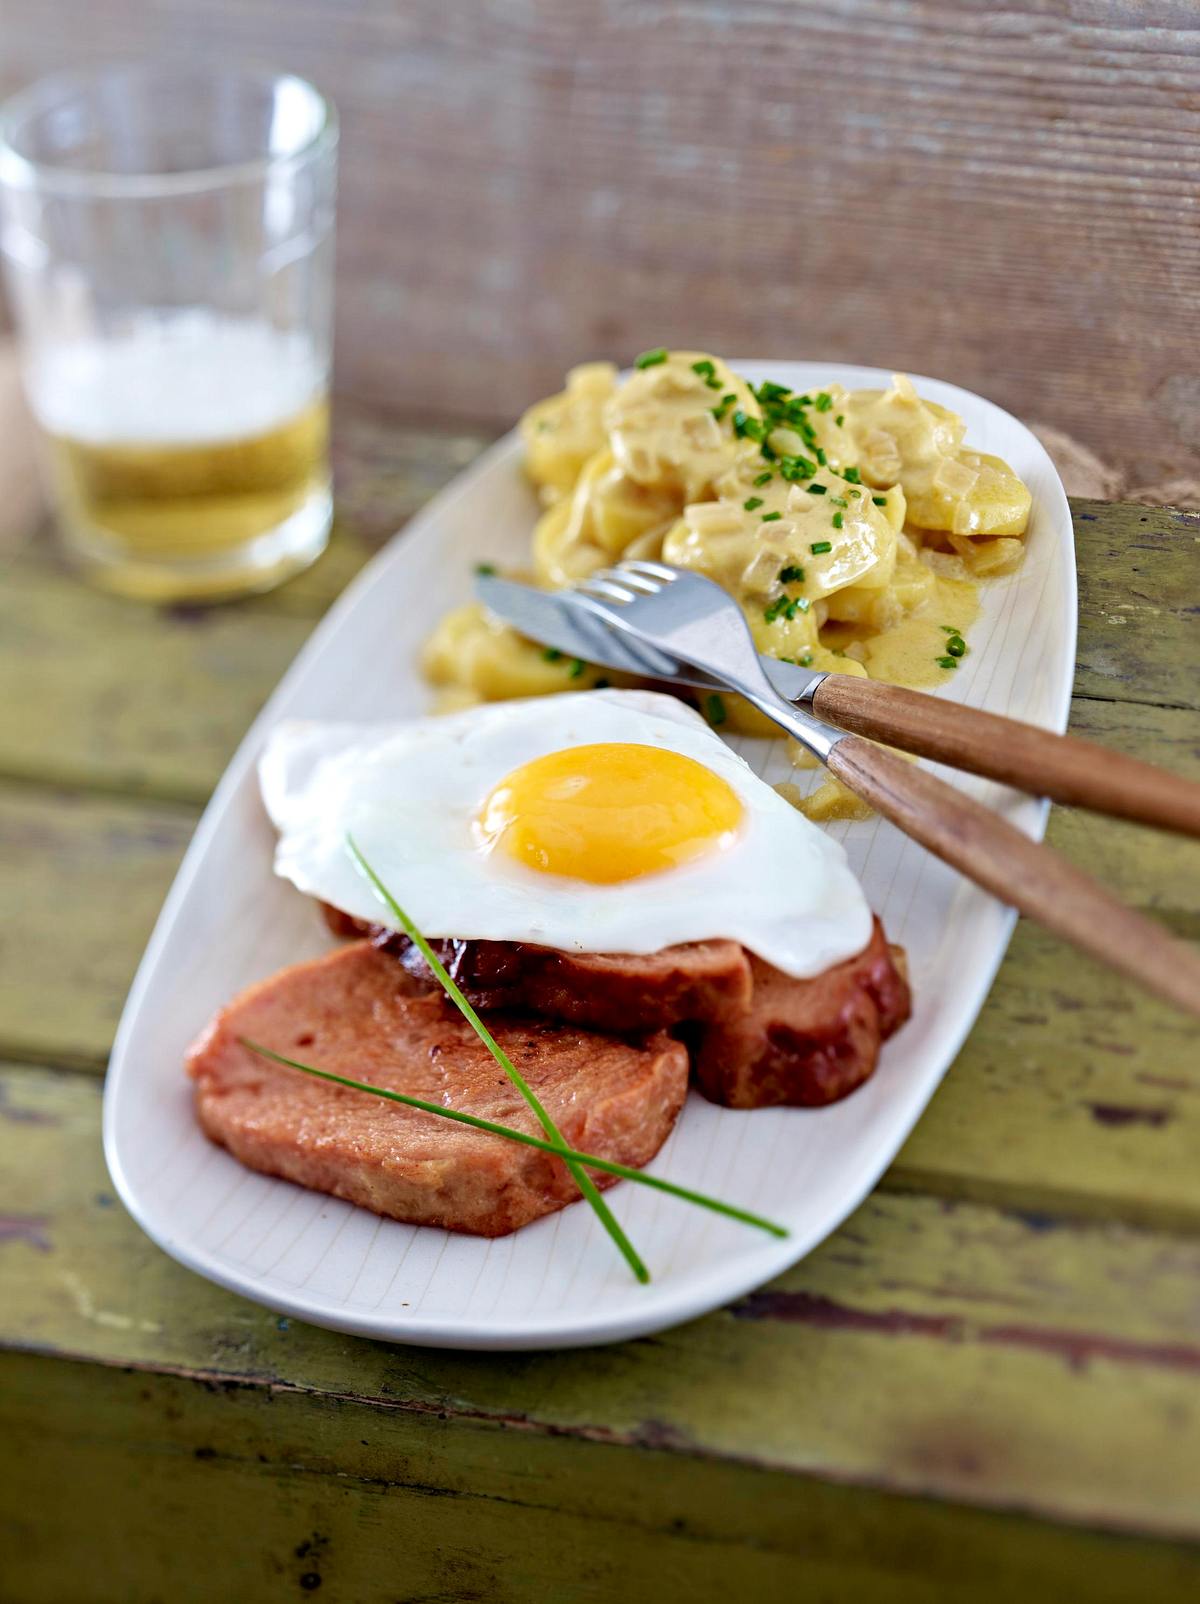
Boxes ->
[259,690,873,978]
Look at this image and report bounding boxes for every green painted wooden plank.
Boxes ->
[3,1064,1199,1542]
[1072,503,1200,711]
[0,789,193,1068]
[0,497,1196,805]
[4,1351,1198,1604]
[0,560,314,804]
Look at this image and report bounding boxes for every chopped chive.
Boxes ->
[814,447,827,466]
[832,512,844,530]
[568,657,586,679]
[706,693,727,726]
[542,646,563,662]
[810,540,833,555]
[830,495,848,508]
[711,393,737,421]
[743,496,764,511]
[593,677,611,689]
[761,510,782,522]
[935,656,959,670]
[778,655,796,664]
[755,380,792,403]
[778,564,806,583]
[794,596,811,613]
[814,392,833,412]
[779,455,817,482]
[946,636,967,658]
[939,624,958,633]
[474,562,497,576]
[835,413,845,427]
[872,495,888,506]
[691,359,715,378]
[733,410,766,442]
[753,470,773,486]
[635,347,668,369]
[847,487,862,497]
[764,597,786,623]
[807,483,827,496]
[842,465,862,484]
[799,652,814,667]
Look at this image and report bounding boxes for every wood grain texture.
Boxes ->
[3,1063,1200,1563]
[7,1358,1200,1604]
[1,3,1199,480]
[813,673,1200,836]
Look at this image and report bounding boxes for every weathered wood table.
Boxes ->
[2,415,1198,1601]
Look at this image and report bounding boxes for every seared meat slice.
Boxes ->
[188,941,688,1236]
[320,904,910,1109]
[690,919,910,1108]
[321,903,752,1032]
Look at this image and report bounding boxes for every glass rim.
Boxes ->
[0,62,337,197]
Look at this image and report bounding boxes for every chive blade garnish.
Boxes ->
[743,496,764,511]
[474,562,497,577]
[542,646,563,662]
[807,483,826,495]
[832,512,844,530]
[753,470,773,486]
[761,510,782,522]
[635,347,668,369]
[872,495,887,506]
[347,837,649,1282]
[778,564,805,583]
[935,655,959,670]
[705,692,727,726]
[239,1040,788,1240]
[810,540,832,555]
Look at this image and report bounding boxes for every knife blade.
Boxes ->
[475,574,823,704]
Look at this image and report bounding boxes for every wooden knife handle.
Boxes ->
[813,675,1200,838]
[825,736,1200,1018]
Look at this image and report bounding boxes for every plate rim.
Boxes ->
[103,360,1077,1349]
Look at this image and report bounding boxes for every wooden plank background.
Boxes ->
[1,1,1198,482]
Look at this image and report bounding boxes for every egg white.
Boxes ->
[258,690,873,978]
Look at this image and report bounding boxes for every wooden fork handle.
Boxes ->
[813,675,1200,838]
[825,736,1200,1018]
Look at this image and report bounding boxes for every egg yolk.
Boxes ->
[478,742,744,884]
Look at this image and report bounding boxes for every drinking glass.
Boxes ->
[0,65,337,601]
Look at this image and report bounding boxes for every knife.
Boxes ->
[476,573,825,704]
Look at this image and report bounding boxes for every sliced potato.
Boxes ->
[605,351,757,501]
[422,603,614,701]
[905,450,1032,538]
[533,448,678,587]
[520,362,618,502]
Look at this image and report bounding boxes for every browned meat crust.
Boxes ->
[188,942,689,1236]
[690,919,911,1108]
[321,903,753,1032]
[320,904,910,1110]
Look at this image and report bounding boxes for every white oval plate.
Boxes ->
[104,363,1075,1350]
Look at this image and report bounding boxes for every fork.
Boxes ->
[570,560,1200,1018]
